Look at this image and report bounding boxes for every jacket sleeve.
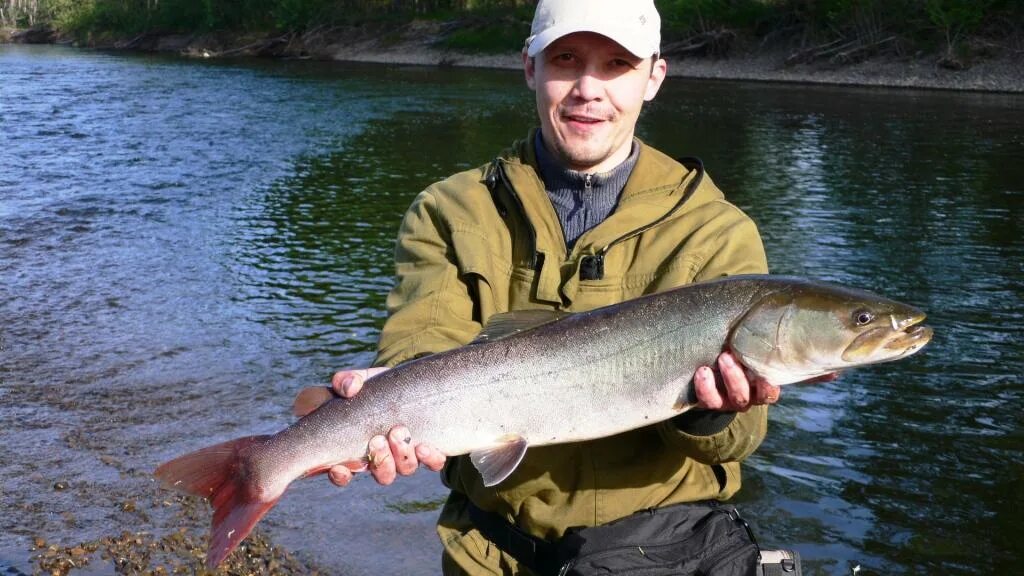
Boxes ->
[373,189,482,368]
[657,207,771,464]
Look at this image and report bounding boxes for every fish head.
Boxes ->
[729,280,933,386]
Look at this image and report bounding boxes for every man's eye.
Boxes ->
[611,58,640,69]
[555,53,576,62]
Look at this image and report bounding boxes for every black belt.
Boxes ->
[467,501,564,576]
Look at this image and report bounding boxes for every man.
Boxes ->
[318,1,788,573]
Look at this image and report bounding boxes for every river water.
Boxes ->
[1,44,1021,575]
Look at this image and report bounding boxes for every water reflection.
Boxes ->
[230,87,531,366]
[1,45,1021,575]
[643,80,1024,574]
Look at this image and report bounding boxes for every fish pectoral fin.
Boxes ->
[292,386,338,417]
[470,435,529,487]
[470,310,570,344]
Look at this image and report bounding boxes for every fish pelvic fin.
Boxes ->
[154,435,280,569]
[470,435,529,487]
[673,383,699,412]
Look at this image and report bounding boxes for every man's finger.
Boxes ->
[754,380,781,405]
[718,353,750,408]
[693,366,724,410]
[328,465,353,487]
[332,367,389,398]
[389,426,418,476]
[367,435,397,485]
[416,444,447,472]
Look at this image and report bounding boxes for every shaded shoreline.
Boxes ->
[3,23,1023,94]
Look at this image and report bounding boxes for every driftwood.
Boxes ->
[661,29,735,58]
[785,34,900,66]
[11,25,54,44]
[115,32,155,50]
[198,32,294,58]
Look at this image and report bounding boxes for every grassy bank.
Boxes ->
[4,0,1023,65]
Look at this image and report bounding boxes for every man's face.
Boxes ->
[524,32,667,173]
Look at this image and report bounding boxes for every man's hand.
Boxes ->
[320,368,446,488]
[693,352,839,412]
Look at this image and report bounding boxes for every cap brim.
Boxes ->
[526,24,656,58]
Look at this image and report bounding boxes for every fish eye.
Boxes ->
[853,310,875,326]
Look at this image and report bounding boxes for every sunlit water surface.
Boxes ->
[1,44,1021,575]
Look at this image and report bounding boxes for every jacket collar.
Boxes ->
[494,130,716,305]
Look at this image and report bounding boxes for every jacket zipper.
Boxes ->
[489,159,541,270]
[489,157,704,275]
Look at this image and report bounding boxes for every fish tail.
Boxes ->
[154,435,281,568]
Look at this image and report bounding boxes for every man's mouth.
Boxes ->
[564,114,604,124]
[561,109,611,125]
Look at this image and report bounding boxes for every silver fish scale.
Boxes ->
[251,277,772,486]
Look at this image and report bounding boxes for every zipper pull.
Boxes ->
[584,173,592,191]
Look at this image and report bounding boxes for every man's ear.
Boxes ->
[523,51,537,91]
[644,57,668,102]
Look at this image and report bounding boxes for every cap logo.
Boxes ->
[639,15,647,25]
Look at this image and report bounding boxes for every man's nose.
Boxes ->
[573,72,604,101]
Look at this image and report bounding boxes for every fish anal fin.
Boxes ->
[292,386,338,417]
[470,435,529,487]
[471,310,569,344]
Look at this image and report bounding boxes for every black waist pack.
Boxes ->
[555,501,760,576]
[469,500,774,576]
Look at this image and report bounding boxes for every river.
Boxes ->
[1,44,1022,575]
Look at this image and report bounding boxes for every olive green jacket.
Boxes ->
[374,132,769,574]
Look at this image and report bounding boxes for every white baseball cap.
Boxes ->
[525,0,662,59]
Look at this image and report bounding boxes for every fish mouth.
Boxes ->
[885,319,933,356]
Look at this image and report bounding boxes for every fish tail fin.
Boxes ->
[154,435,281,568]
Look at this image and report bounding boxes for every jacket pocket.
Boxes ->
[450,223,511,319]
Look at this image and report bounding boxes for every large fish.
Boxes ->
[155,275,932,567]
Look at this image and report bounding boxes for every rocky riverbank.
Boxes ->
[5,20,1023,93]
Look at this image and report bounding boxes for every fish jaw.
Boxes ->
[882,321,933,357]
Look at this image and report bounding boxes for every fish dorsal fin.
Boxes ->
[470,435,529,487]
[471,310,569,344]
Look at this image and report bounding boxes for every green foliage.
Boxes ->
[272,0,334,30]
[439,26,520,53]
[660,0,775,34]
[62,0,150,36]
[14,0,1016,56]
[925,0,993,36]
[925,0,996,55]
[437,11,531,53]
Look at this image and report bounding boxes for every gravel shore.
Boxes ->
[4,22,1022,93]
